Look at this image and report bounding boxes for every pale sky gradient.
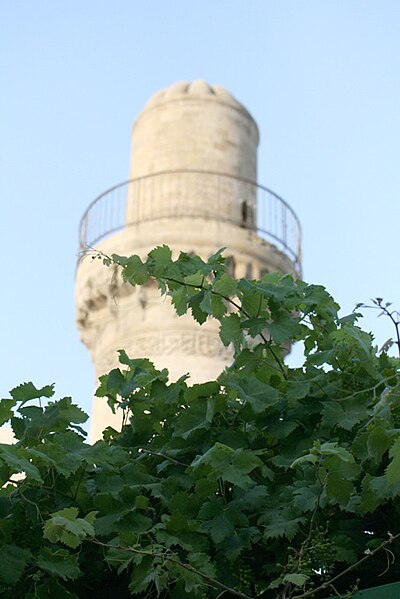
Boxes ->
[1,1,399,419]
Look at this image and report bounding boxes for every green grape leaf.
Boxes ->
[37,547,81,580]
[222,449,262,488]
[119,254,150,285]
[367,426,391,463]
[359,474,381,513]
[43,508,97,549]
[189,293,209,324]
[326,475,354,505]
[319,442,354,462]
[241,288,268,318]
[199,290,213,314]
[283,573,309,587]
[207,247,227,269]
[228,375,281,414]
[0,399,16,426]
[241,317,268,337]
[266,315,303,344]
[115,511,153,533]
[128,555,158,594]
[213,273,237,297]
[170,286,188,315]
[292,484,319,513]
[192,443,261,489]
[199,498,235,543]
[322,399,368,431]
[210,294,227,319]
[0,445,43,482]
[219,313,242,347]
[148,245,181,279]
[112,253,149,285]
[261,510,306,541]
[26,579,78,598]
[42,397,88,427]
[10,381,54,404]
[0,544,32,584]
[173,402,209,440]
[386,437,400,486]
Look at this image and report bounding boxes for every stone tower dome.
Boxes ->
[129,80,258,178]
[76,80,302,440]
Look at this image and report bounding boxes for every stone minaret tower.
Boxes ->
[76,80,301,440]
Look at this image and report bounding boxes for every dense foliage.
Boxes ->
[1,246,400,598]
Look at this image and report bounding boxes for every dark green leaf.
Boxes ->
[10,381,54,403]
[219,313,242,347]
[0,544,32,584]
[386,437,400,486]
[0,399,16,426]
[37,547,81,580]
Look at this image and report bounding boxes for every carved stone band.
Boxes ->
[130,331,232,359]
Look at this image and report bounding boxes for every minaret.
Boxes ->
[76,81,301,440]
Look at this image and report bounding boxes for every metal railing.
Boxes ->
[78,169,302,275]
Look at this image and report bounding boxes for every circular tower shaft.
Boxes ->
[76,81,298,440]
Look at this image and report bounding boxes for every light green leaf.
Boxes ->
[283,573,309,587]
[43,508,97,549]
[319,442,354,462]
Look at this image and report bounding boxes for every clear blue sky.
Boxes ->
[1,1,399,418]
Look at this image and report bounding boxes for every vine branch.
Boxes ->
[363,298,400,358]
[90,538,255,599]
[292,531,400,599]
[139,447,189,467]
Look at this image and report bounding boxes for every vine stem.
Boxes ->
[139,447,188,467]
[363,299,400,358]
[90,538,255,599]
[292,531,400,599]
